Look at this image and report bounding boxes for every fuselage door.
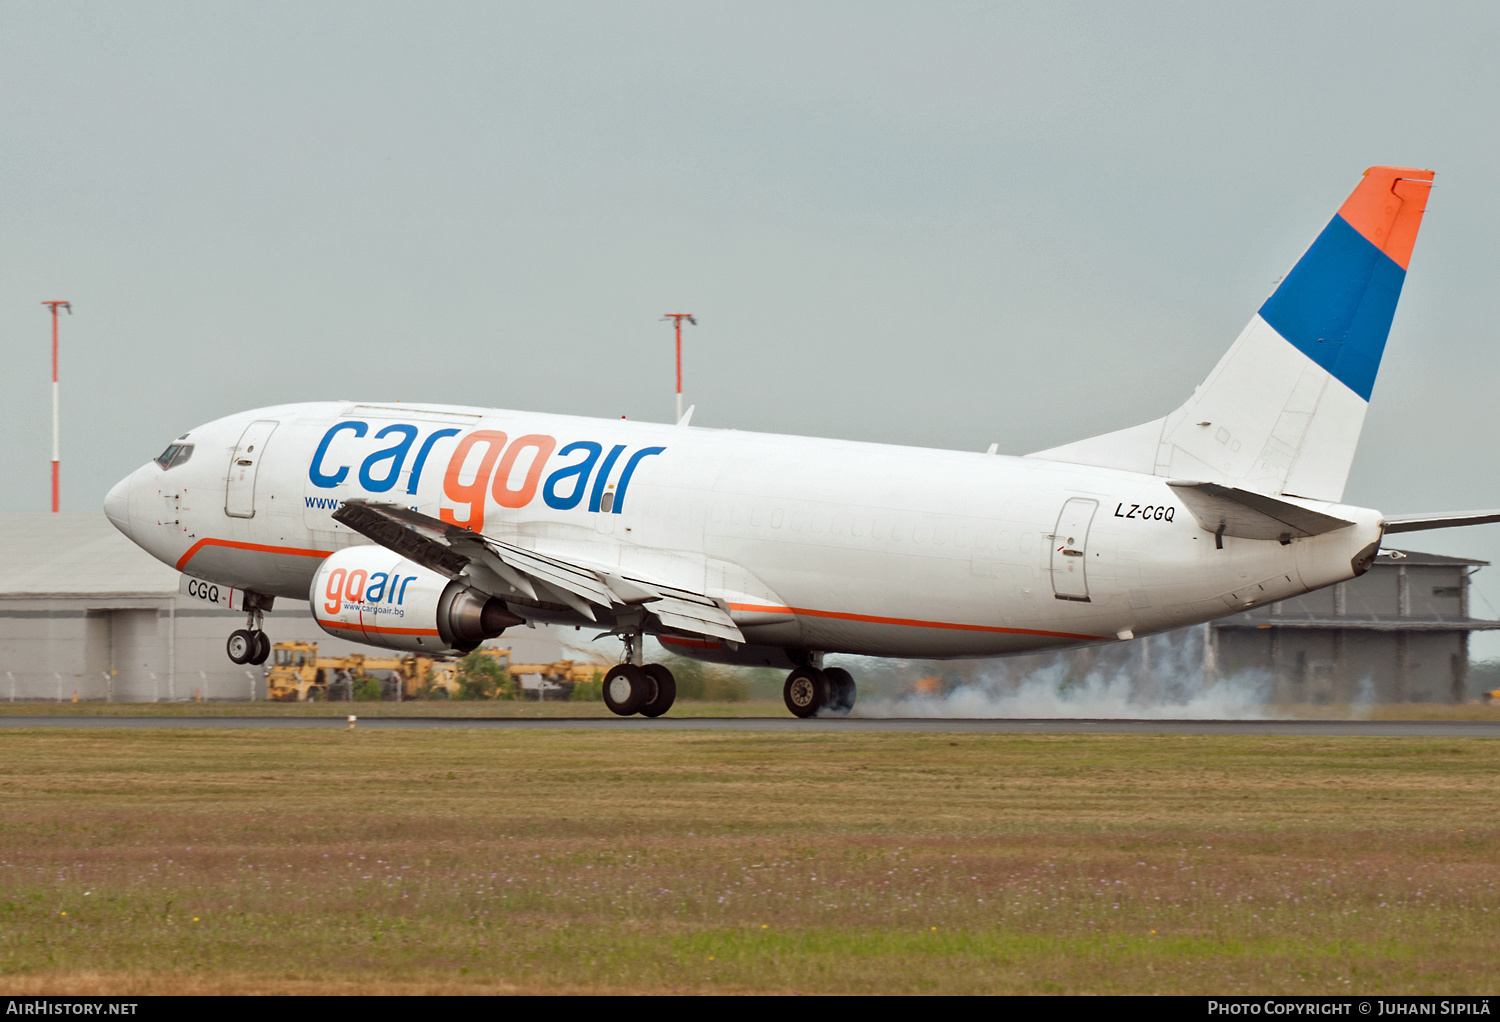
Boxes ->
[1050,497,1098,601]
[225,419,279,518]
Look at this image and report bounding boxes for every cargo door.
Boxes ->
[225,419,279,518]
[1050,498,1098,602]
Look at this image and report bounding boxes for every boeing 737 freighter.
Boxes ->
[103,166,1500,717]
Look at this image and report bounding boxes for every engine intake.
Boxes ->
[310,546,523,654]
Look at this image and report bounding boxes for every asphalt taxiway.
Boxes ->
[1,716,1496,737]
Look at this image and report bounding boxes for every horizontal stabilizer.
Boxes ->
[1167,481,1354,541]
[1383,510,1500,534]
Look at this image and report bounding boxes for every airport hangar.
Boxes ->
[0,513,1495,703]
[0,513,569,701]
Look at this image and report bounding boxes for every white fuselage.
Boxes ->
[106,401,1383,659]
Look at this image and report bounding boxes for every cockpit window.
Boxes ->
[155,444,194,470]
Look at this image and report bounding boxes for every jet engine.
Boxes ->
[310,546,522,654]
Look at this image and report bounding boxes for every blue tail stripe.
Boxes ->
[1258,213,1406,402]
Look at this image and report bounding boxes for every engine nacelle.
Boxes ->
[310,546,522,654]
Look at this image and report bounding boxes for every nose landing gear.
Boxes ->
[226,606,271,666]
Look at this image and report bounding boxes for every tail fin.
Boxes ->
[1029,166,1434,503]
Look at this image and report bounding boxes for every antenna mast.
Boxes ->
[662,313,696,422]
[41,301,71,512]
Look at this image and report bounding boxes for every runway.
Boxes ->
[2,715,1497,737]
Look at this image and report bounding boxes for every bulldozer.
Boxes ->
[264,641,604,702]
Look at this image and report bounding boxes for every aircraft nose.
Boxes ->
[104,474,134,540]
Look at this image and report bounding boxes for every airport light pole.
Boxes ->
[663,313,696,422]
[42,301,71,512]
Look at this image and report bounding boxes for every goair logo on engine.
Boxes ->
[305,420,664,532]
[321,565,417,619]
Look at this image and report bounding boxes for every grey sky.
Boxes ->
[5,2,1500,639]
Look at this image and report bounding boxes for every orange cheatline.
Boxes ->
[1336,165,1435,271]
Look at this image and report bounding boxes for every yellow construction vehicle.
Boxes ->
[505,656,605,698]
[264,641,449,701]
[264,641,603,702]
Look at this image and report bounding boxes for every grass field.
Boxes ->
[0,727,1496,994]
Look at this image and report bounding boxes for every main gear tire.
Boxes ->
[783,666,830,718]
[226,629,255,665]
[823,666,856,716]
[603,664,653,716]
[248,632,271,666]
[639,664,677,718]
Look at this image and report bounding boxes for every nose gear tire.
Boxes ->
[603,664,653,716]
[639,664,677,718]
[248,631,271,666]
[784,666,830,718]
[226,629,255,665]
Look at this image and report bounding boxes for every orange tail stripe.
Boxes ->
[1336,166,1435,271]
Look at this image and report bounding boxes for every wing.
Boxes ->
[330,500,744,644]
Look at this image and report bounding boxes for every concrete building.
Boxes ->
[916,547,1500,704]
[1212,548,1500,703]
[0,514,569,701]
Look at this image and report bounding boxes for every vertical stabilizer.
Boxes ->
[1029,166,1434,503]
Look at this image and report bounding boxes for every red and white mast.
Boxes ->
[42,301,70,512]
[663,312,696,422]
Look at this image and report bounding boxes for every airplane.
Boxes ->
[103,165,1500,718]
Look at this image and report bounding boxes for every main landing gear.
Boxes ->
[226,607,271,666]
[603,633,677,718]
[783,663,856,718]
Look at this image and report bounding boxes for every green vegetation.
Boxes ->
[454,651,514,700]
[350,675,383,702]
[568,672,603,701]
[0,727,1495,994]
[659,654,777,701]
[411,668,448,702]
